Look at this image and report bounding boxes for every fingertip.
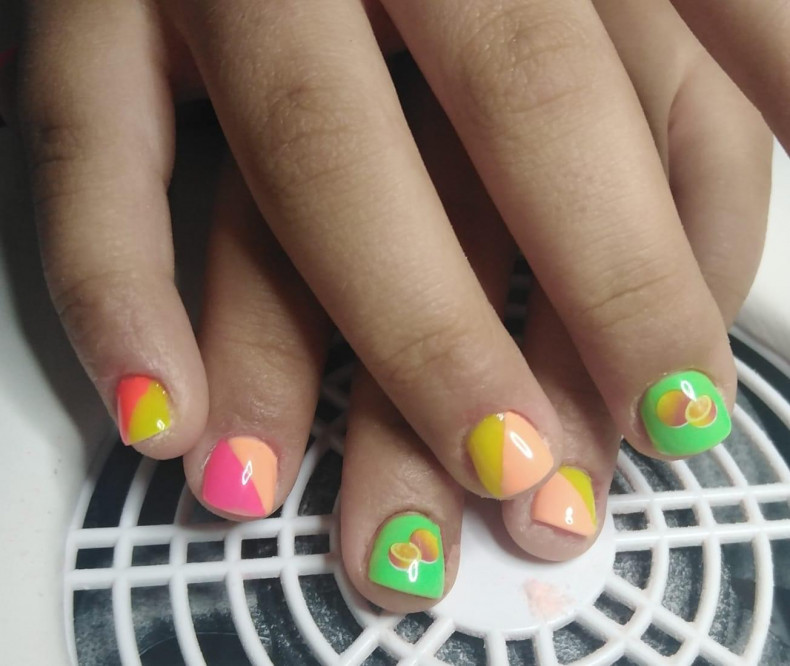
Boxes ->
[465,410,558,499]
[503,465,607,562]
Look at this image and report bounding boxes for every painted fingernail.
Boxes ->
[466,411,553,498]
[368,514,444,599]
[532,466,597,537]
[640,370,731,456]
[116,375,171,445]
[202,437,277,518]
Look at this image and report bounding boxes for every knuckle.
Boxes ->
[23,120,93,207]
[376,311,485,393]
[49,269,152,352]
[257,74,385,197]
[212,318,316,378]
[576,249,684,337]
[456,5,598,130]
[21,119,141,215]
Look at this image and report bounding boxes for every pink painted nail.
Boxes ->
[202,437,278,518]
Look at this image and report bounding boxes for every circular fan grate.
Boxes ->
[65,336,790,666]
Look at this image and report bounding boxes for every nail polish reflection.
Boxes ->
[509,430,534,459]
[408,560,419,583]
[242,461,253,486]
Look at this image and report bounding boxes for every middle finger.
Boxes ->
[165,0,561,498]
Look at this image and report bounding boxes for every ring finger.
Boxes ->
[381,0,739,460]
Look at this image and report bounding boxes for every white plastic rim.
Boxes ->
[63,346,790,666]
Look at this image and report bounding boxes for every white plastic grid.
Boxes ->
[64,353,790,666]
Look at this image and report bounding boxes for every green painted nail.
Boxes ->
[640,370,731,456]
[368,514,444,599]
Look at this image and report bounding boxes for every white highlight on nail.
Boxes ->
[681,379,697,401]
[242,461,253,486]
[509,431,534,459]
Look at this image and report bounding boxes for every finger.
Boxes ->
[667,53,773,325]
[670,0,790,151]
[592,0,774,326]
[504,48,773,560]
[183,160,332,519]
[503,287,620,560]
[18,1,207,457]
[341,57,515,609]
[341,368,464,611]
[506,11,773,557]
[381,0,736,459]
[165,0,562,498]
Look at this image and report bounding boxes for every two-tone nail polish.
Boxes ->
[640,370,730,456]
[466,411,553,498]
[532,466,597,537]
[202,437,278,518]
[368,514,445,599]
[116,375,171,445]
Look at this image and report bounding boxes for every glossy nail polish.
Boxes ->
[202,437,277,518]
[467,411,553,498]
[640,370,730,456]
[532,466,597,536]
[368,514,444,599]
[116,375,171,445]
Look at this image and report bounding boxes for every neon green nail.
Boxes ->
[640,370,731,456]
[368,514,444,599]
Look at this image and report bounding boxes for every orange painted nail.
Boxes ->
[531,466,597,536]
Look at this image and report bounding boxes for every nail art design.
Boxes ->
[467,411,553,498]
[116,375,171,445]
[368,514,444,599]
[532,466,597,537]
[202,437,277,518]
[640,370,731,456]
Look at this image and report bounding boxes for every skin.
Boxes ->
[0,0,779,610]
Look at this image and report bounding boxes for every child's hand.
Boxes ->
[2,0,780,609]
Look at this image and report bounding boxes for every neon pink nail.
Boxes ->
[202,437,278,518]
